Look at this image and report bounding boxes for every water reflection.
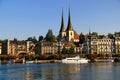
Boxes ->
[40,64,82,80]
[0,63,120,80]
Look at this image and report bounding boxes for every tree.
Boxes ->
[61,46,67,54]
[27,37,33,41]
[114,32,120,37]
[51,35,57,42]
[0,39,2,43]
[79,33,85,44]
[108,33,114,39]
[45,29,53,41]
[32,36,37,43]
[91,32,98,36]
[45,29,56,42]
[14,38,17,42]
[2,39,8,54]
[68,46,75,54]
[98,35,104,39]
[27,36,37,43]
[39,35,44,41]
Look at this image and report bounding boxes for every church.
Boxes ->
[58,9,79,42]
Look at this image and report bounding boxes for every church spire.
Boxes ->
[66,7,73,31]
[59,9,66,33]
[89,28,91,35]
[88,27,91,40]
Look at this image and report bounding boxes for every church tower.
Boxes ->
[59,10,66,41]
[66,8,74,42]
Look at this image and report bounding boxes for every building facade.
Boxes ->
[6,40,34,55]
[115,37,120,54]
[91,36,114,56]
[35,41,58,54]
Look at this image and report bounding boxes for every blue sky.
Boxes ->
[0,0,120,40]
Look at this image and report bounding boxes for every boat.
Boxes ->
[103,59,114,62]
[26,60,34,64]
[61,56,89,63]
[95,59,114,62]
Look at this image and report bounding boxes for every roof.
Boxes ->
[74,34,79,40]
[66,9,74,31]
[59,10,66,32]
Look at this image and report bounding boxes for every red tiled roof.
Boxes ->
[74,34,79,40]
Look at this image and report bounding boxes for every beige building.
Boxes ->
[35,41,58,54]
[91,36,114,55]
[91,37,98,54]
[7,40,34,55]
[115,37,120,54]
[35,41,80,54]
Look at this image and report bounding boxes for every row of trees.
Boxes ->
[0,29,57,43]
[26,29,57,42]
[61,46,75,54]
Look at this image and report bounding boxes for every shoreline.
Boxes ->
[34,60,61,64]
[0,60,62,64]
[1,58,120,64]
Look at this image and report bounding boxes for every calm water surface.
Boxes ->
[0,62,120,80]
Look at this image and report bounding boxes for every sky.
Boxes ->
[0,0,120,40]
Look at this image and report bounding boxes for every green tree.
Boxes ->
[79,32,85,44]
[14,38,17,42]
[39,35,44,41]
[114,32,120,36]
[51,35,57,42]
[2,39,8,54]
[32,36,37,43]
[45,29,56,42]
[0,39,2,43]
[68,46,75,54]
[27,37,33,41]
[91,32,98,36]
[108,33,114,39]
[61,46,67,54]
[45,29,53,41]
[27,36,37,43]
[98,35,104,39]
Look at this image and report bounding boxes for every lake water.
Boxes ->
[0,62,120,80]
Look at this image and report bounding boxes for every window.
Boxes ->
[71,32,72,36]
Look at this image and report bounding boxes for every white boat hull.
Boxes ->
[26,61,34,64]
[61,56,89,64]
